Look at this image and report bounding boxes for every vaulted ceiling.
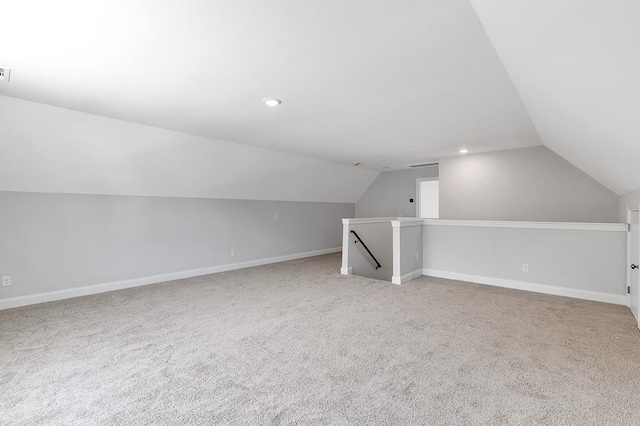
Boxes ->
[0,0,539,171]
[0,0,637,195]
[471,0,640,195]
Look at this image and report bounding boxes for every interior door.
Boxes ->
[417,179,439,218]
[630,207,639,328]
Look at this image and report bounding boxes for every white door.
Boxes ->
[417,179,439,218]
[629,207,639,328]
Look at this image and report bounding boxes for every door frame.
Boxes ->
[627,206,632,308]
[627,203,640,329]
[415,177,439,218]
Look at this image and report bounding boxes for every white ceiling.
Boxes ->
[471,0,640,195]
[0,0,541,171]
[0,95,379,203]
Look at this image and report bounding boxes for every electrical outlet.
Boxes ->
[231,249,235,257]
[274,213,280,221]
[522,264,529,273]
[0,68,10,82]
[415,252,419,260]
[2,276,11,287]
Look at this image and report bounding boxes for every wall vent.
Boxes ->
[407,162,438,168]
[0,68,10,82]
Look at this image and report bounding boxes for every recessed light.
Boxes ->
[382,166,390,169]
[263,98,281,107]
[459,149,469,154]
[353,161,361,166]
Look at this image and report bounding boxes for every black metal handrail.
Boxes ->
[350,230,382,269]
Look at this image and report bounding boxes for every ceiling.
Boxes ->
[0,95,379,203]
[0,0,541,171]
[471,0,640,195]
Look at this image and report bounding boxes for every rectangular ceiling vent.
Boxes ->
[407,162,438,168]
[0,68,10,82]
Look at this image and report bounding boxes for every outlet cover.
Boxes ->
[2,276,11,287]
[0,68,11,82]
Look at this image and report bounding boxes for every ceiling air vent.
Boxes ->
[407,162,438,168]
[0,68,10,82]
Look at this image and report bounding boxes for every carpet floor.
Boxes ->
[1,253,640,425]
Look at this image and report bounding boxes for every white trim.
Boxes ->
[0,247,342,311]
[344,217,626,232]
[390,219,423,228]
[423,269,627,305]
[342,217,425,225]
[341,221,351,276]
[342,217,397,225]
[422,219,626,232]
[627,207,632,308]
[392,224,401,282]
[392,269,423,285]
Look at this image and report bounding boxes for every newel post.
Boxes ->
[391,220,402,284]
[340,219,353,275]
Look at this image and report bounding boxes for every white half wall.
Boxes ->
[423,221,627,305]
[395,221,424,284]
[0,95,378,203]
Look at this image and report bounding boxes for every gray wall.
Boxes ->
[400,226,423,276]
[439,146,619,223]
[619,187,640,222]
[423,225,626,297]
[0,191,352,300]
[355,167,438,218]
[348,222,393,281]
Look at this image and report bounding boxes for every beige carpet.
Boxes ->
[1,253,640,425]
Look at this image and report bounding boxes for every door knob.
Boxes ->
[632,264,639,270]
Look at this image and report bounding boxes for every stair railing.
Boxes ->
[350,230,382,269]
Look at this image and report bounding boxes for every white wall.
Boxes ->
[423,222,627,304]
[0,95,378,203]
[439,146,619,222]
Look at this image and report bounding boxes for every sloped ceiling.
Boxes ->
[471,0,640,195]
[0,0,540,171]
[0,96,379,203]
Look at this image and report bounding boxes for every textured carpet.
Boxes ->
[2,253,640,425]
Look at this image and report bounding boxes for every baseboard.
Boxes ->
[340,266,353,275]
[0,247,342,311]
[392,269,423,285]
[423,269,627,306]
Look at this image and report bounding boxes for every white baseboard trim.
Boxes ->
[423,269,627,306]
[340,266,353,275]
[0,247,342,311]
[392,269,424,285]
